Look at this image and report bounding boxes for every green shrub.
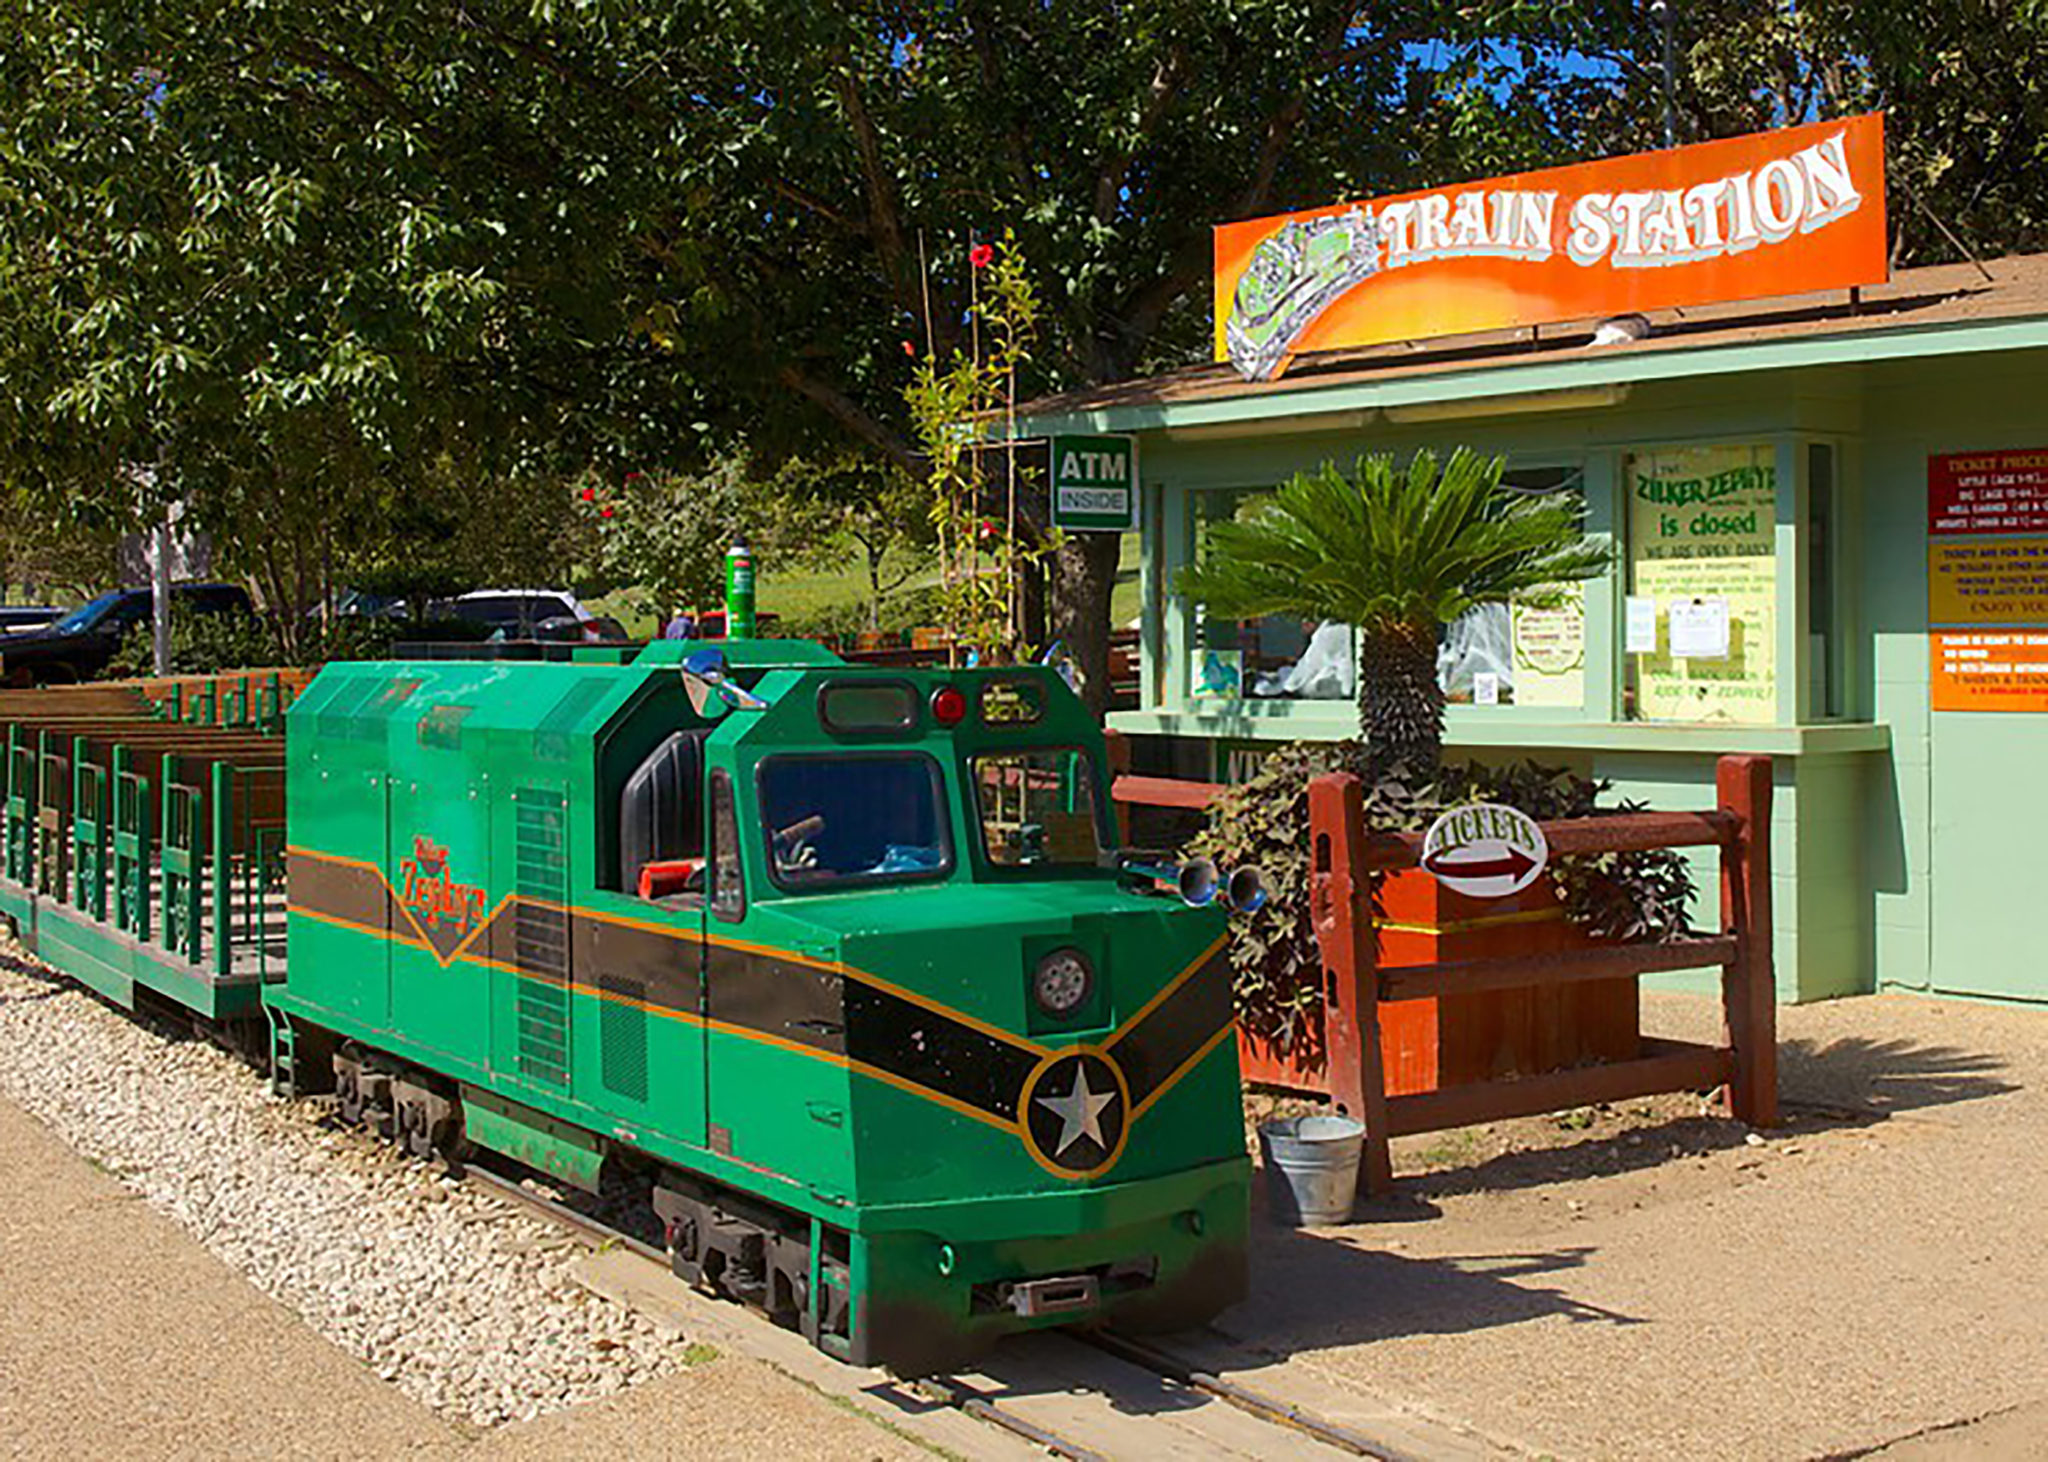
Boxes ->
[106,611,277,678]
[105,611,490,677]
[311,615,490,661]
[1188,743,1695,1051]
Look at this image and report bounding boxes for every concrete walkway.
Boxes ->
[10,989,2048,1459]
[1229,991,2048,1460]
[0,1095,914,1461]
[0,1093,453,1458]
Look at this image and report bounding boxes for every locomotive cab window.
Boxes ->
[757,752,951,890]
[708,768,745,921]
[971,749,1105,868]
[818,680,918,735]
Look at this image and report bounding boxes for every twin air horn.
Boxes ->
[1120,855,1269,914]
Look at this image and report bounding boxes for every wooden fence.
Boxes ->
[1308,757,1774,1195]
[1104,743,1778,1198]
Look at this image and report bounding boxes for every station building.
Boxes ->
[1019,248,2048,1007]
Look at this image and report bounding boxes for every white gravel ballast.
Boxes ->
[0,948,688,1426]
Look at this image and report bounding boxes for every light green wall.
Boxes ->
[1857,351,2048,1000]
[1073,343,2048,1005]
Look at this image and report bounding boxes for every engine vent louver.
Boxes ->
[513,787,570,1088]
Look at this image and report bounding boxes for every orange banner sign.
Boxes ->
[1214,113,1887,381]
[1932,631,2048,712]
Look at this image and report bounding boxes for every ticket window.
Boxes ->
[1186,465,1593,711]
[1623,444,1780,725]
[1619,440,1845,726]
[1441,465,1591,711]
[1187,487,1355,703]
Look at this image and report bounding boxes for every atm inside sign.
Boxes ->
[1051,434,1138,532]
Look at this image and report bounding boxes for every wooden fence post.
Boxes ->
[1717,754,1777,1128]
[1103,729,1132,844]
[1308,772,1392,1198]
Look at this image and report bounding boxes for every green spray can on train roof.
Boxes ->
[725,538,756,640]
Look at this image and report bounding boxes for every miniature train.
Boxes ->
[0,641,1253,1374]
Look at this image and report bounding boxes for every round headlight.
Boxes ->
[1033,948,1093,1018]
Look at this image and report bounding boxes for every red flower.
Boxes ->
[600,506,615,519]
[624,470,643,484]
[579,486,597,502]
[900,339,916,356]
[969,242,994,270]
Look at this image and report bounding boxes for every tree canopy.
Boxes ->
[3,0,2044,672]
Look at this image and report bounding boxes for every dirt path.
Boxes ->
[1227,990,2048,1460]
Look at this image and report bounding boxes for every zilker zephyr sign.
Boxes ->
[1215,113,1887,381]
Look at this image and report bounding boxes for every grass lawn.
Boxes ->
[599,532,1143,640]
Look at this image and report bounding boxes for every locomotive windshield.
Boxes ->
[971,749,1105,868]
[758,752,951,890]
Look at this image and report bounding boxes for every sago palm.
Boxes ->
[1177,447,1610,777]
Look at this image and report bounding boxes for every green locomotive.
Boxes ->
[0,640,1252,1375]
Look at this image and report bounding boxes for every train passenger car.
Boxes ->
[271,639,1249,1373]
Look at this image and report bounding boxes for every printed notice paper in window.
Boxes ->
[1627,444,1778,724]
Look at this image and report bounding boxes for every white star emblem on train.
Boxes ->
[1036,1063,1117,1157]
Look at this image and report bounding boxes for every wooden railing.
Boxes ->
[1100,737,1779,1199]
[1310,756,1775,1196]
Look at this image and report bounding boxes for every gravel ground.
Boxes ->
[0,946,686,1429]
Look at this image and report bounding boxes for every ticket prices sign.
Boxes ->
[1050,434,1139,532]
[1927,453,2048,709]
[1928,538,2048,626]
[1929,449,2048,536]
[1626,444,1779,724]
[1932,631,2048,711]
[1214,113,1886,382]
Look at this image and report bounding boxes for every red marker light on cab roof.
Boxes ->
[930,685,967,727]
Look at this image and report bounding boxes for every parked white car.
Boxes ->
[433,590,620,643]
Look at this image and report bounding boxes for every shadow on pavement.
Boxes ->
[1223,1228,1639,1355]
[1777,1033,2019,1115]
[1377,1031,2019,1203]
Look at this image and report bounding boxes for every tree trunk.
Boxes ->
[1357,620,1446,780]
[1050,531,1121,717]
[1020,552,1048,650]
[864,539,885,629]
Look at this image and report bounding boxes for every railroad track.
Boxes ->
[463,1162,1445,1461]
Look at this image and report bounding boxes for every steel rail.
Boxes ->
[1087,1329,1418,1461]
[461,1156,1406,1461]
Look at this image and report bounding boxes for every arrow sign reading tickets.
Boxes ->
[1420,802,1549,899]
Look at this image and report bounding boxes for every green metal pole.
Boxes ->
[160,753,179,952]
[3,724,15,883]
[212,761,232,977]
[112,745,131,932]
[135,772,153,942]
[33,730,48,894]
[70,736,85,911]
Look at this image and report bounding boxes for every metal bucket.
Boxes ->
[1259,1115,1366,1226]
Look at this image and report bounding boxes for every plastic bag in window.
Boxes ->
[1438,605,1513,701]
[1280,620,1354,700]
